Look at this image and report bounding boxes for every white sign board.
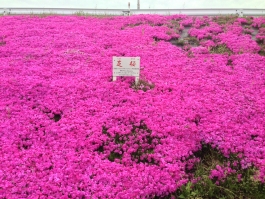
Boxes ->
[113,56,140,82]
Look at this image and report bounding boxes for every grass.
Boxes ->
[24,11,118,18]
[156,144,265,199]
[29,11,57,18]
[74,11,116,18]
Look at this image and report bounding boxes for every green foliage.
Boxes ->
[170,39,185,47]
[170,20,180,27]
[156,144,265,199]
[170,37,199,48]
[258,48,265,56]
[256,39,265,45]
[177,40,185,46]
[185,37,200,46]
[210,44,233,55]
[243,25,252,29]
[257,39,265,57]
[97,123,159,165]
[108,151,123,162]
[212,15,238,25]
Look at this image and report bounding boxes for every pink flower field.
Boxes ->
[0,14,265,198]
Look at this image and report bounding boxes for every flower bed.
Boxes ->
[0,14,265,198]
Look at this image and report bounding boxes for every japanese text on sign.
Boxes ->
[113,57,140,82]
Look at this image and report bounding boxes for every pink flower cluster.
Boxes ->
[209,165,236,183]
[189,22,222,40]
[215,33,260,53]
[0,14,265,198]
[188,18,261,54]
[257,28,265,43]
[252,16,265,28]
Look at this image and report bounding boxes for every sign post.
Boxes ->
[113,57,140,83]
[128,2,131,16]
